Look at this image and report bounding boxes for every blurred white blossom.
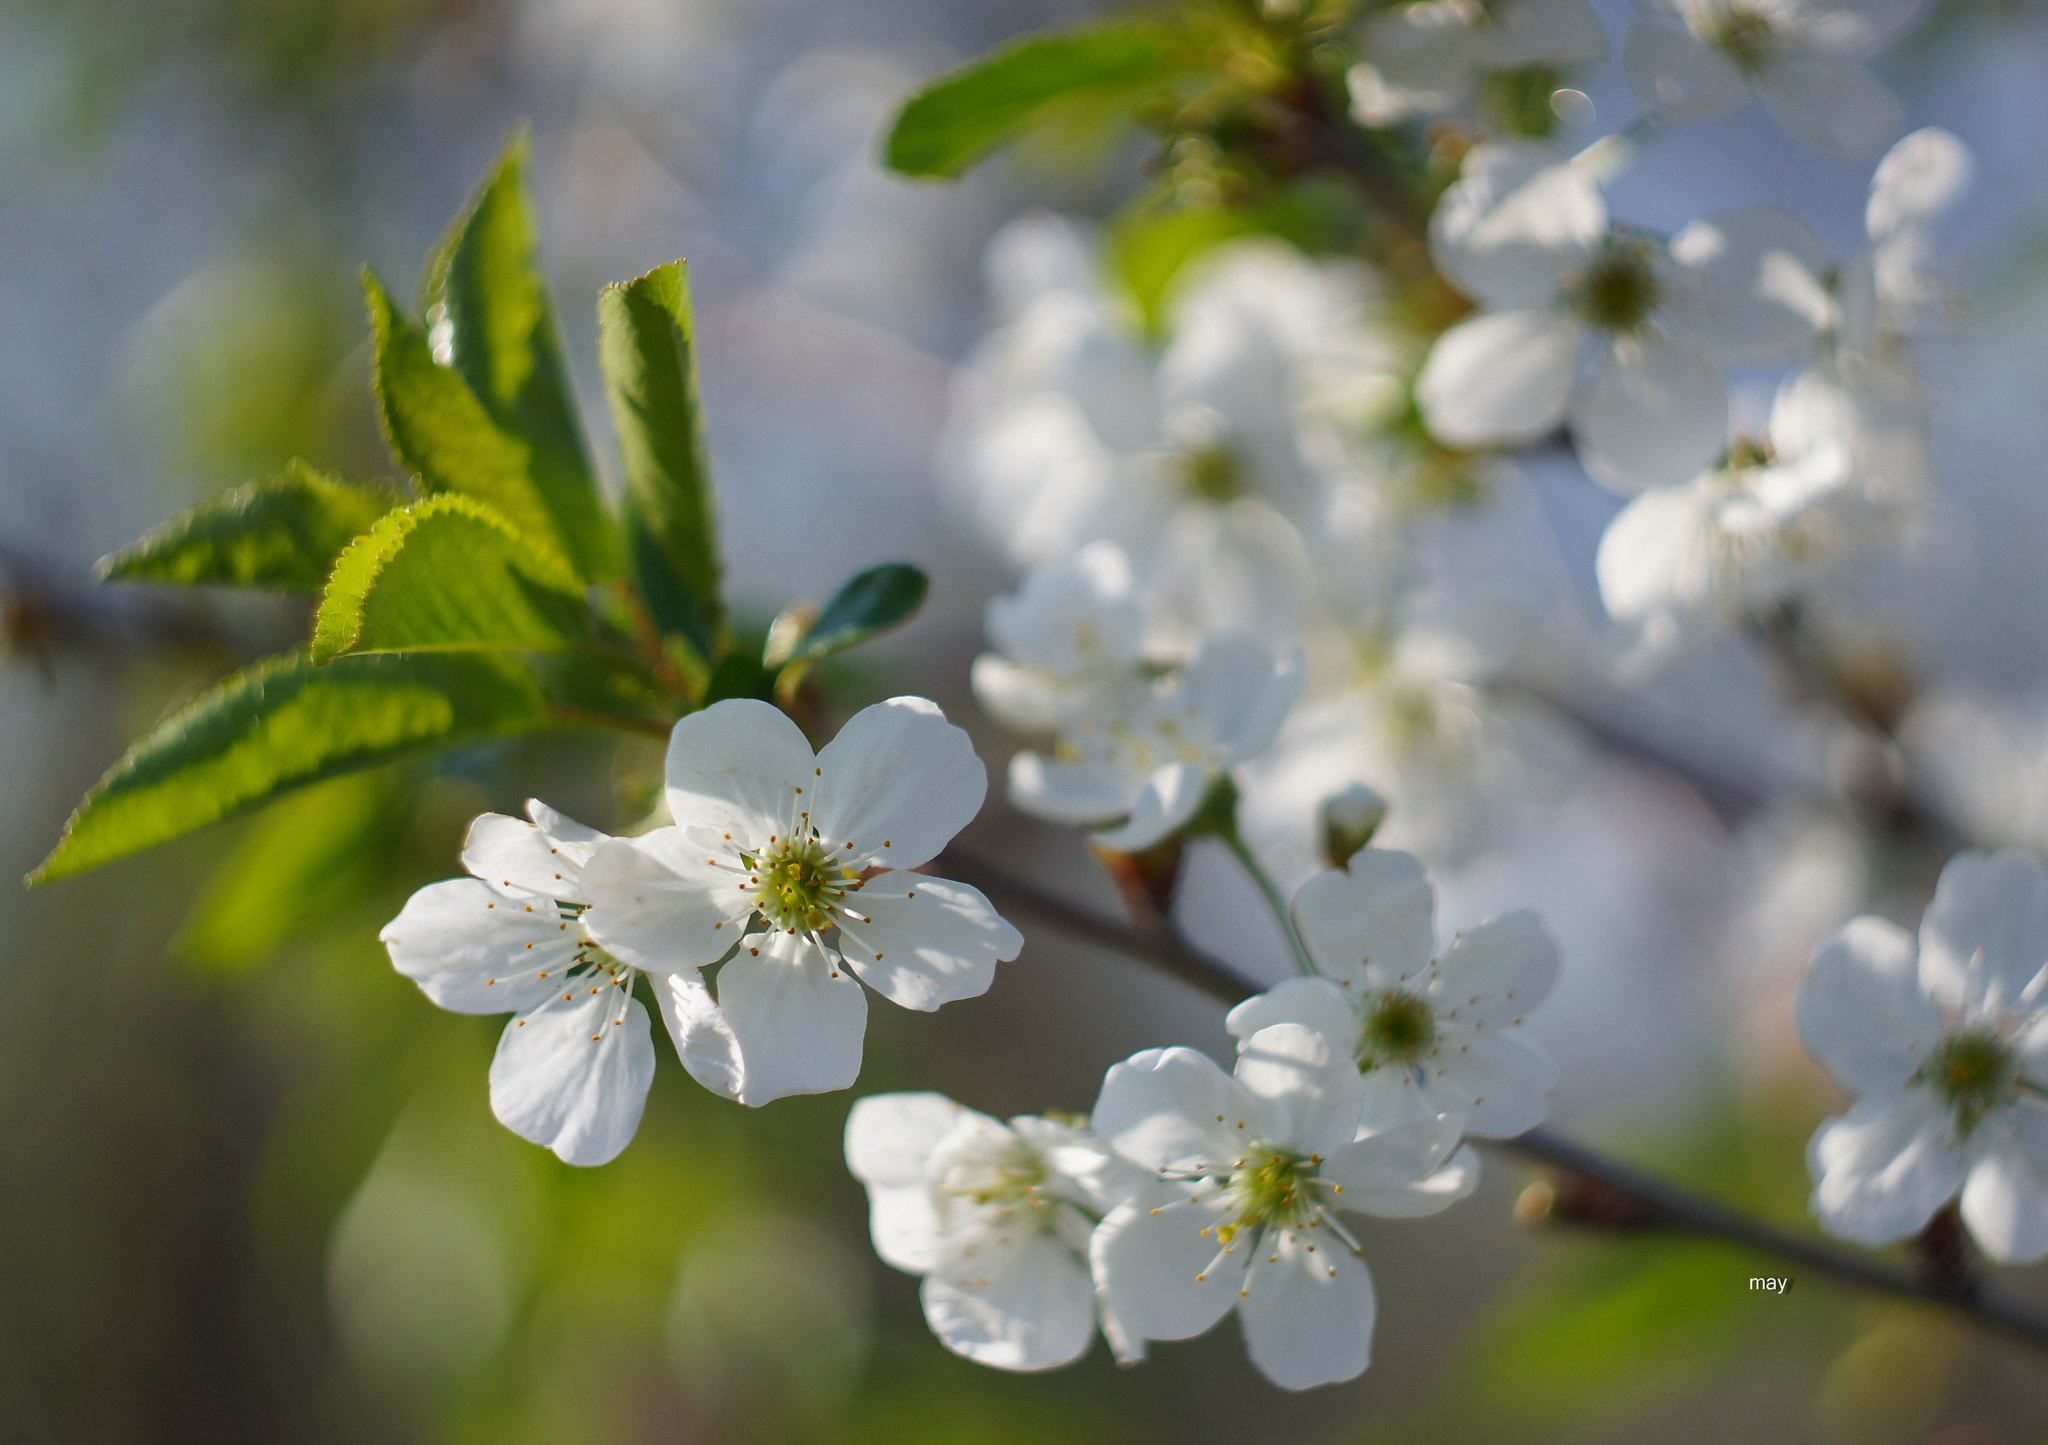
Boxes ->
[1348,0,1609,126]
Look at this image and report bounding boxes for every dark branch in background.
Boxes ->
[937,847,2048,1353]
[0,536,258,670]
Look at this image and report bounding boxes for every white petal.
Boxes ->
[1758,56,1904,158]
[489,987,655,1166]
[1807,1088,1964,1246]
[1416,310,1584,447]
[1238,1225,1375,1391]
[1234,1023,1369,1158]
[1918,849,2048,1016]
[1089,761,1211,852]
[1092,1046,1251,1175]
[1089,1193,1244,1342]
[580,830,750,974]
[1570,332,1727,491]
[663,698,817,840]
[845,1091,971,1186]
[379,877,579,1015]
[461,809,596,900]
[1226,978,1360,1052]
[1596,479,1719,624]
[1349,1,1481,124]
[1429,141,1604,308]
[1487,0,1609,66]
[1184,636,1304,762]
[1430,910,1559,1026]
[1867,127,1972,241]
[655,970,744,1100]
[867,1183,942,1274]
[1006,752,1138,826]
[715,930,868,1105]
[1959,1107,2048,1264]
[970,654,1075,733]
[836,874,1021,1012]
[920,1238,1099,1371]
[813,696,988,869]
[1430,1025,1560,1138]
[1623,16,1747,118]
[1794,916,1942,1094]
[1355,1065,1441,1134]
[1322,1116,1464,1194]
[1291,849,1437,991]
[1665,206,1831,362]
[1338,1142,1482,1218]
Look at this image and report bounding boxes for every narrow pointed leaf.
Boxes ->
[597,261,722,652]
[885,26,1186,179]
[95,461,400,592]
[788,563,928,664]
[364,268,602,581]
[30,651,552,884]
[311,494,588,661]
[419,131,613,580]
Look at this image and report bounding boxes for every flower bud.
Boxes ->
[1320,783,1387,869]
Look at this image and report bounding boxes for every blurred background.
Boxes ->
[3,0,2048,1440]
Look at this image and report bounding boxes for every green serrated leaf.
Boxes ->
[311,494,588,662]
[364,268,602,583]
[790,563,929,664]
[597,261,722,654]
[884,26,1186,180]
[419,130,613,581]
[30,650,553,884]
[95,460,400,592]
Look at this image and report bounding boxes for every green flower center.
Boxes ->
[1920,1028,2020,1138]
[1184,444,1245,503]
[749,834,857,933]
[1571,240,1661,334]
[1706,7,1778,72]
[1359,989,1437,1069]
[1220,1149,1316,1243]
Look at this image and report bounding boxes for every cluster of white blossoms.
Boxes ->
[381,697,1021,1164]
[847,849,1562,1389]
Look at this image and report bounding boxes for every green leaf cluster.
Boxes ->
[35,130,931,886]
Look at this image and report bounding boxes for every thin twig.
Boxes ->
[936,846,2048,1352]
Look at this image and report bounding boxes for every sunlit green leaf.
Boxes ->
[95,460,399,592]
[597,261,722,653]
[311,494,588,662]
[420,129,613,581]
[30,650,552,884]
[885,25,1187,179]
[173,770,393,975]
[785,563,928,665]
[364,269,600,582]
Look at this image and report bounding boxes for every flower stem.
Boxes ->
[1219,827,1320,980]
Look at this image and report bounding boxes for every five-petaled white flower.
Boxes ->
[1088,1023,1469,1391]
[578,697,1022,1108]
[380,800,655,1167]
[1795,848,2048,1262]
[845,1092,1148,1371]
[1417,139,1828,490]
[1348,0,1609,127]
[970,540,1148,735]
[1006,634,1304,852]
[1624,0,1923,157]
[1228,848,1562,1140]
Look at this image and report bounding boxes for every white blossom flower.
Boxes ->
[1348,0,1609,127]
[1416,140,1828,489]
[1624,0,1922,157]
[1007,634,1305,852]
[970,541,1147,734]
[1596,365,1916,659]
[1088,1023,1468,1390]
[1228,849,1562,1138]
[577,697,1022,1107]
[380,801,655,1166]
[845,1093,1149,1370]
[1795,849,2048,1262]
